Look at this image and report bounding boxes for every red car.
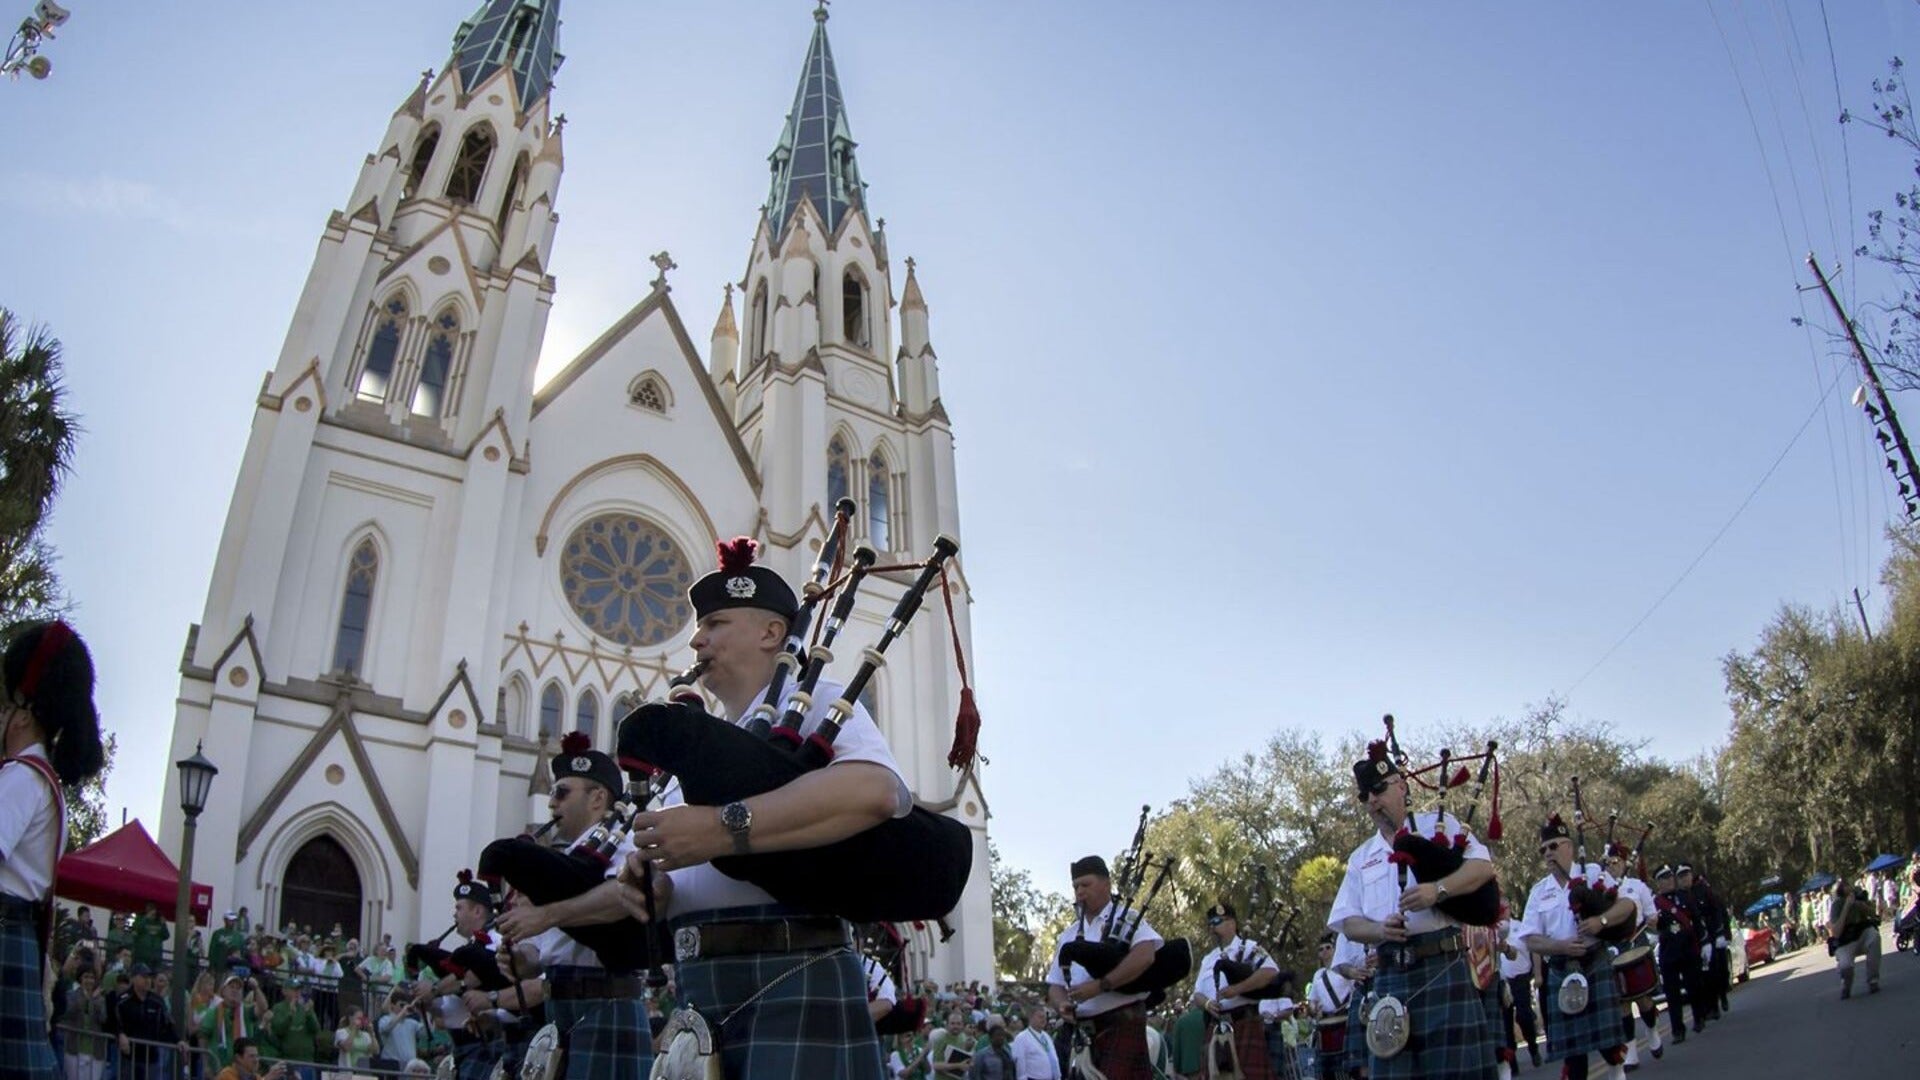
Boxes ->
[1740,926,1777,976]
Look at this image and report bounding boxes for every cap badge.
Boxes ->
[571,755,591,772]
[1375,761,1389,775]
[725,576,757,599]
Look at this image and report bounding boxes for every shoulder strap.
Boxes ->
[2,754,65,888]
[1320,971,1345,1008]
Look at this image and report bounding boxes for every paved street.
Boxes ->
[1530,928,1915,1080]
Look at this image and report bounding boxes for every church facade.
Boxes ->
[157,0,991,984]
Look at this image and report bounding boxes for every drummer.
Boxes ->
[1601,843,1661,1070]
[1304,932,1354,1080]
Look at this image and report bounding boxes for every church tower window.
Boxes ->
[538,682,564,741]
[826,434,851,509]
[403,126,440,200]
[750,281,769,362]
[446,125,495,205]
[842,270,869,349]
[412,310,458,418]
[356,296,407,403]
[867,448,891,551]
[331,539,379,676]
[575,689,599,736]
[496,153,529,236]
[559,514,695,648]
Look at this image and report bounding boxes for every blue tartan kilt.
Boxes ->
[1542,953,1622,1062]
[454,1030,506,1080]
[547,969,653,1080]
[1343,985,1368,1075]
[1365,938,1497,1080]
[671,906,884,1080]
[0,900,56,1080]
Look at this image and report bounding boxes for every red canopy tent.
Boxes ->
[55,820,214,927]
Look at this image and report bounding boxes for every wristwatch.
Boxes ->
[1435,882,1450,901]
[720,801,753,854]
[1096,976,1113,993]
[487,990,499,1007]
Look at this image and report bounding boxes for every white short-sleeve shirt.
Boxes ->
[1514,864,1610,947]
[1326,813,1490,938]
[1497,921,1532,980]
[1195,937,1280,1010]
[1306,965,1352,1014]
[1612,875,1654,933]
[1045,902,1164,1018]
[0,745,61,902]
[863,957,897,1006]
[662,676,910,918]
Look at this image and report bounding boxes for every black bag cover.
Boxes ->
[476,836,669,974]
[1390,834,1502,927]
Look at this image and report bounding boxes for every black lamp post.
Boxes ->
[170,743,217,1027]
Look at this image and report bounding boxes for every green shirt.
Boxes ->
[208,928,247,972]
[269,1002,321,1063]
[1167,1005,1207,1073]
[130,915,168,967]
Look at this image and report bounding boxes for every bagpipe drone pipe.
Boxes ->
[1057,806,1193,999]
[1566,776,1637,945]
[616,518,976,923]
[863,922,931,1036]
[1379,719,1505,927]
[1212,864,1301,1001]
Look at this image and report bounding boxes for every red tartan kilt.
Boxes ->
[1206,1008,1276,1080]
[1087,1004,1154,1080]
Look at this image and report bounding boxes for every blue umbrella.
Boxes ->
[1743,892,1785,918]
[1799,872,1837,891]
[1865,853,1907,874]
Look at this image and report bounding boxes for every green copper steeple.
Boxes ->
[766,4,868,239]
[451,0,564,113]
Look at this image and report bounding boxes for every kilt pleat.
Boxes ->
[1206,1009,1275,1080]
[672,907,883,1080]
[1342,987,1368,1075]
[1542,954,1622,1062]
[0,912,56,1079]
[454,1030,506,1080]
[1084,1004,1152,1080]
[549,992,651,1080]
[1366,941,1497,1080]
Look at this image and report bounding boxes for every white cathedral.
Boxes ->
[157,0,992,984]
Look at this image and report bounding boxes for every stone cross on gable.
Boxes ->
[650,251,678,290]
[420,69,435,91]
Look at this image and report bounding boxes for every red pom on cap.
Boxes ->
[717,537,759,574]
[560,731,591,755]
[1366,740,1390,763]
[457,869,473,884]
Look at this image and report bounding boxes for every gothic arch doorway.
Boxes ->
[280,835,363,939]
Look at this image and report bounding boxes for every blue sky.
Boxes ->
[4,1,1917,894]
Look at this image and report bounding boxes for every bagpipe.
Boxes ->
[1379,717,1504,926]
[476,670,702,975]
[1058,805,1193,1002]
[1212,864,1300,1001]
[617,502,977,922]
[862,921,930,1036]
[1566,776,1634,945]
[403,884,515,992]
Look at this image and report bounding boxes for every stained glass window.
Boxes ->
[332,540,378,675]
[539,682,564,741]
[357,296,407,403]
[446,125,494,204]
[867,450,890,551]
[575,689,599,736]
[413,310,457,418]
[559,514,694,648]
[827,435,851,509]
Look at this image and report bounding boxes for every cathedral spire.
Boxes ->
[451,0,564,112]
[765,3,867,239]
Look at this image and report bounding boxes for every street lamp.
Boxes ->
[170,743,217,1027]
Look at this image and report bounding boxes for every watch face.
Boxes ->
[723,802,750,832]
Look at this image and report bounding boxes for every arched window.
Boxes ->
[412,309,458,418]
[332,539,378,676]
[867,449,891,551]
[842,270,869,348]
[496,153,529,236]
[403,126,440,200]
[575,689,599,736]
[630,375,667,414]
[751,281,769,361]
[611,691,639,722]
[500,675,530,735]
[827,434,851,509]
[445,125,495,204]
[356,295,407,403]
[538,682,564,741]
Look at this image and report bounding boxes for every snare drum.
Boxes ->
[1613,944,1658,1002]
[1315,1015,1348,1056]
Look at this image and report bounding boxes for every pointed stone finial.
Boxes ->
[905,256,916,273]
[901,257,926,311]
[713,283,739,340]
[650,251,678,290]
[553,113,568,133]
[816,0,830,22]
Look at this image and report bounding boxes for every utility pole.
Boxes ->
[1853,587,1874,641]
[1807,253,1920,519]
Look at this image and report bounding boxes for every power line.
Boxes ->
[1565,369,1845,695]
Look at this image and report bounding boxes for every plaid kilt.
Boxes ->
[0,900,56,1080]
[500,1012,543,1078]
[1206,1008,1275,1080]
[1083,1003,1152,1080]
[1342,986,1368,1076]
[1542,954,1622,1062]
[672,907,883,1080]
[454,1029,506,1080]
[1366,937,1497,1080]
[547,968,652,1080]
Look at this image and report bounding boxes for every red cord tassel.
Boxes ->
[947,687,981,770]
[1485,759,1503,841]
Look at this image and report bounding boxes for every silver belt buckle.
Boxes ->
[674,926,702,963]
